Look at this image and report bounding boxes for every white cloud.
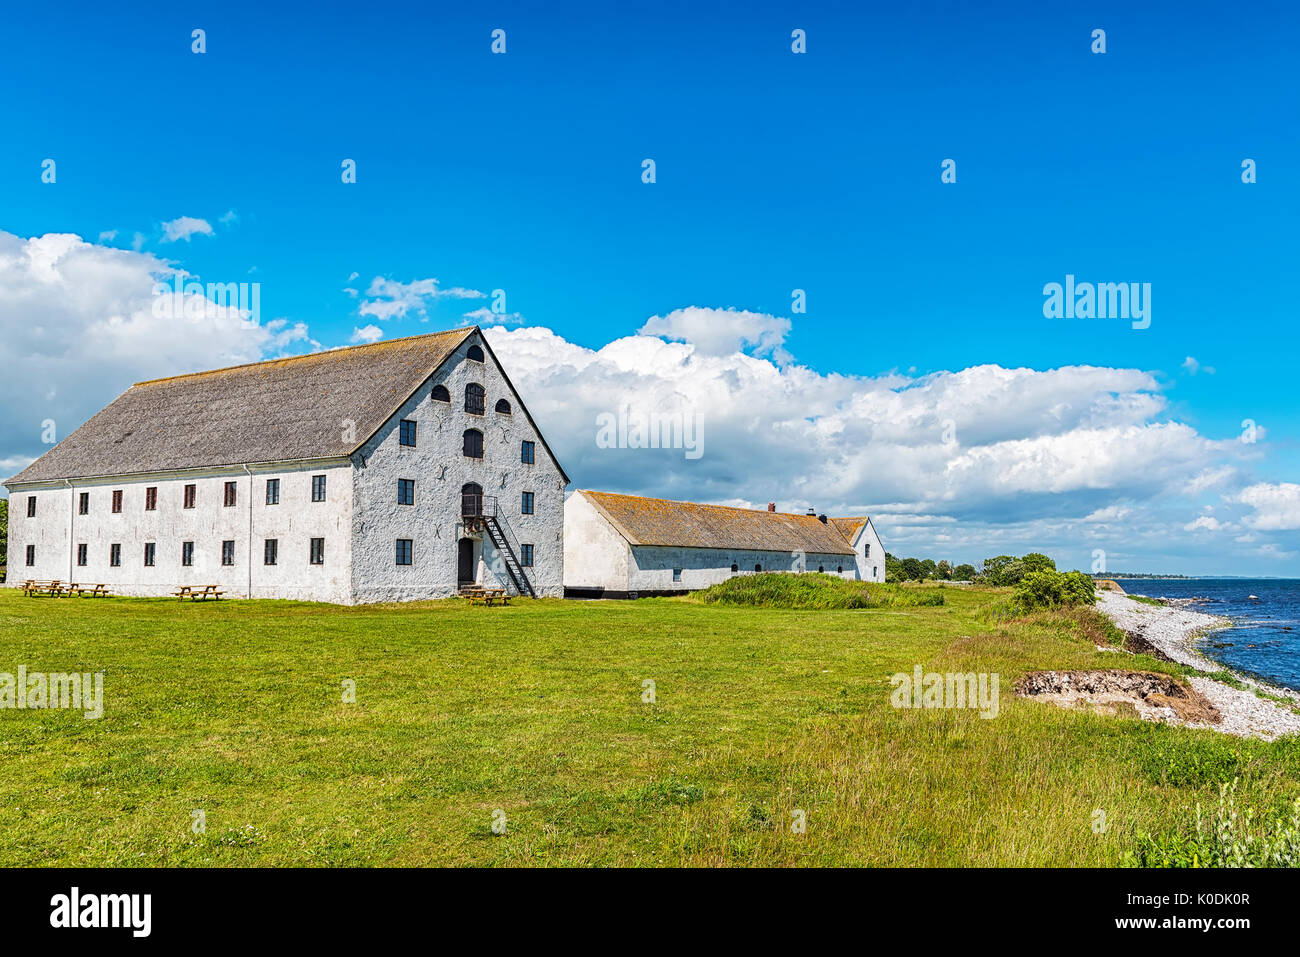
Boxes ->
[1237,483,1300,531]
[0,230,313,477]
[218,209,239,226]
[462,307,524,326]
[351,324,384,343]
[1182,356,1215,375]
[638,306,792,361]
[358,277,485,321]
[1183,515,1225,532]
[97,230,117,243]
[161,217,214,242]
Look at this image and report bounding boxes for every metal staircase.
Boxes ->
[462,493,535,598]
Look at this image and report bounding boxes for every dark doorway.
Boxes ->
[457,538,476,585]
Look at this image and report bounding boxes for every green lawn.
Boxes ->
[1,585,1297,866]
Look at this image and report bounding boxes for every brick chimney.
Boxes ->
[806,507,816,516]
[767,502,776,512]
[818,514,828,524]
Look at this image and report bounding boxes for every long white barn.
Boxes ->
[4,328,568,603]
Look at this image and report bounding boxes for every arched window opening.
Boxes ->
[461,482,483,517]
[495,398,512,414]
[466,344,485,362]
[431,384,450,402]
[730,563,739,574]
[465,383,485,415]
[463,428,484,459]
[754,563,762,572]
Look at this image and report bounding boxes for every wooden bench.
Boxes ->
[462,586,510,607]
[23,580,65,597]
[68,583,112,597]
[173,584,226,602]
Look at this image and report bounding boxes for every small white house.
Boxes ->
[563,490,873,597]
[828,517,886,582]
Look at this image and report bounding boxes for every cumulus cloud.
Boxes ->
[0,230,313,475]
[462,307,524,326]
[638,306,792,361]
[161,216,214,242]
[358,277,484,321]
[1184,515,1225,532]
[1237,483,1300,531]
[1182,356,1215,376]
[351,324,384,343]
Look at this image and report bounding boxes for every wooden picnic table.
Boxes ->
[462,586,510,607]
[173,584,226,602]
[23,579,66,596]
[67,583,112,597]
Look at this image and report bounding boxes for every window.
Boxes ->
[266,478,280,505]
[183,484,196,509]
[837,565,844,574]
[112,490,123,513]
[520,440,535,464]
[25,545,35,566]
[818,565,825,573]
[110,544,121,567]
[521,491,534,515]
[672,568,682,582]
[520,544,534,567]
[463,429,484,458]
[264,539,278,566]
[397,479,415,505]
[466,344,484,362]
[223,481,237,507]
[396,539,413,566]
[864,544,871,558]
[754,564,762,572]
[399,419,417,447]
[431,384,450,402]
[310,538,325,565]
[495,398,512,414]
[182,541,194,567]
[312,475,327,502]
[26,496,35,518]
[465,383,485,415]
[145,487,158,510]
[78,492,89,515]
[730,563,739,574]
[144,543,156,566]
[77,544,88,566]
[873,566,878,579]
[221,540,235,566]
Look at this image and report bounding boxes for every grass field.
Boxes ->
[2,584,1298,866]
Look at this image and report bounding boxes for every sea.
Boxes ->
[1113,578,1300,692]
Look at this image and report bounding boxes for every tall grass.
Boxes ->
[693,572,944,609]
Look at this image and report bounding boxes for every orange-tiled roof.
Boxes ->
[829,517,869,542]
[580,490,856,555]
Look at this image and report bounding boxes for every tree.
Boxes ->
[979,555,1017,584]
[900,557,923,581]
[919,559,937,580]
[935,560,952,580]
[1021,552,1056,575]
[953,563,977,581]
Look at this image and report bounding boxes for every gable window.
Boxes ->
[431,384,450,402]
[26,545,36,566]
[520,543,534,567]
[465,383,485,415]
[145,487,158,511]
[310,538,325,565]
[26,496,35,518]
[396,539,413,566]
[221,540,235,566]
[463,428,484,459]
[110,544,121,567]
[183,484,196,509]
[112,490,123,513]
[399,419,417,447]
[466,344,485,362]
[495,398,511,414]
[223,481,237,507]
[864,544,870,558]
[77,543,88,566]
[78,492,89,515]
[672,568,682,582]
[182,541,194,567]
[264,539,278,566]
[521,440,535,465]
[312,475,327,502]
[266,479,280,505]
[144,543,156,567]
[521,491,534,515]
[397,479,415,505]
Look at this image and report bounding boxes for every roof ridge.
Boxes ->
[133,327,475,387]
[580,489,828,520]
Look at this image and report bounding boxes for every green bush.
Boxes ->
[693,572,944,610]
[1127,779,1300,867]
[1013,570,1097,611]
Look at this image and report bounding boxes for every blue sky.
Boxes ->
[2,0,1298,573]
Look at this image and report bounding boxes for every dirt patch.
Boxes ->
[1123,629,1178,663]
[1016,669,1221,727]
[1094,579,1125,593]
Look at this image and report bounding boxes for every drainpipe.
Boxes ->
[65,479,74,582]
[242,465,253,599]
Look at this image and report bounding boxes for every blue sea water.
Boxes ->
[1113,578,1300,691]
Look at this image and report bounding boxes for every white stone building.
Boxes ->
[828,516,886,582]
[4,328,568,603]
[563,490,882,597]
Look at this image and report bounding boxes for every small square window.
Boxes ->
[110,544,121,567]
[144,543,156,567]
[521,491,534,515]
[112,490,123,513]
[26,496,36,518]
[78,492,89,515]
[399,419,417,447]
[396,539,413,566]
[77,543,88,566]
[397,479,415,505]
[182,541,194,567]
[223,481,237,507]
[25,544,35,566]
[312,474,327,502]
[145,487,158,511]
[521,440,535,465]
[672,568,682,582]
[310,538,325,565]
[520,543,534,567]
[221,540,235,566]
[266,478,280,505]
[183,484,196,508]
[264,539,278,566]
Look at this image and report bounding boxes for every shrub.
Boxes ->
[1013,570,1098,611]
[693,572,944,610]
[1127,779,1300,867]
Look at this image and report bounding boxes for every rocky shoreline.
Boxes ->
[1093,590,1300,740]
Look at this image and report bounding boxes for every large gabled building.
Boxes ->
[563,490,883,598]
[4,327,568,603]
